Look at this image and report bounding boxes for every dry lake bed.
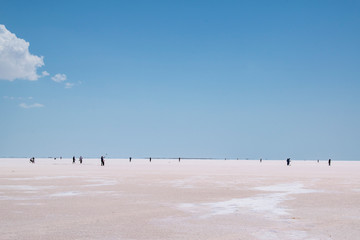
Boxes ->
[0,158,359,240]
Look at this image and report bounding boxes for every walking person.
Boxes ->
[79,156,83,164]
[328,158,331,166]
[73,156,76,164]
[101,156,105,166]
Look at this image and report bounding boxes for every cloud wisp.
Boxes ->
[65,82,74,88]
[4,96,44,109]
[0,24,44,81]
[3,96,33,100]
[51,73,75,88]
[19,103,44,109]
[51,73,67,83]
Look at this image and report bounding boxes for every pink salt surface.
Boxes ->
[0,158,359,240]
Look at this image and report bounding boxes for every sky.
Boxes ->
[0,0,359,160]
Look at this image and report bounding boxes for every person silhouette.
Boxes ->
[73,156,75,164]
[328,159,331,166]
[286,158,291,166]
[79,156,83,164]
[129,157,132,162]
[101,156,105,166]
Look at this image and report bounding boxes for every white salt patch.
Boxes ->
[178,203,200,214]
[17,202,42,206]
[179,182,317,218]
[90,191,119,197]
[111,193,123,198]
[201,193,289,217]
[179,203,196,209]
[254,229,308,240]
[254,182,317,194]
[1,177,35,181]
[0,185,55,191]
[0,195,42,201]
[167,176,209,189]
[1,176,82,181]
[92,191,116,194]
[255,230,278,240]
[50,191,82,197]
[84,179,117,187]
[285,230,308,239]
[23,191,38,194]
[168,180,194,188]
[35,176,83,180]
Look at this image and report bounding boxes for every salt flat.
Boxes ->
[0,158,359,240]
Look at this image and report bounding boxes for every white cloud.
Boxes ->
[65,82,74,88]
[4,96,15,100]
[51,73,67,83]
[19,103,44,109]
[42,71,50,76]
[3,96,33,101]
[0,24,44,81]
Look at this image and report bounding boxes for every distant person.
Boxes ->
[260,158,262,163]
[179,157,181,162]
[286,158,291,166]
[60,156,62,160]
[73,156,76,164]
[328,159,331,166]
[149,157,151,162]
[129,157,132,162]
[79,156,83,164]
[101,156,105,166]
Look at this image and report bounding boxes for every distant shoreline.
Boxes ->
[0,157,359,161]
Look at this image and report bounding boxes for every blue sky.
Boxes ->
[1,0,359,159]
